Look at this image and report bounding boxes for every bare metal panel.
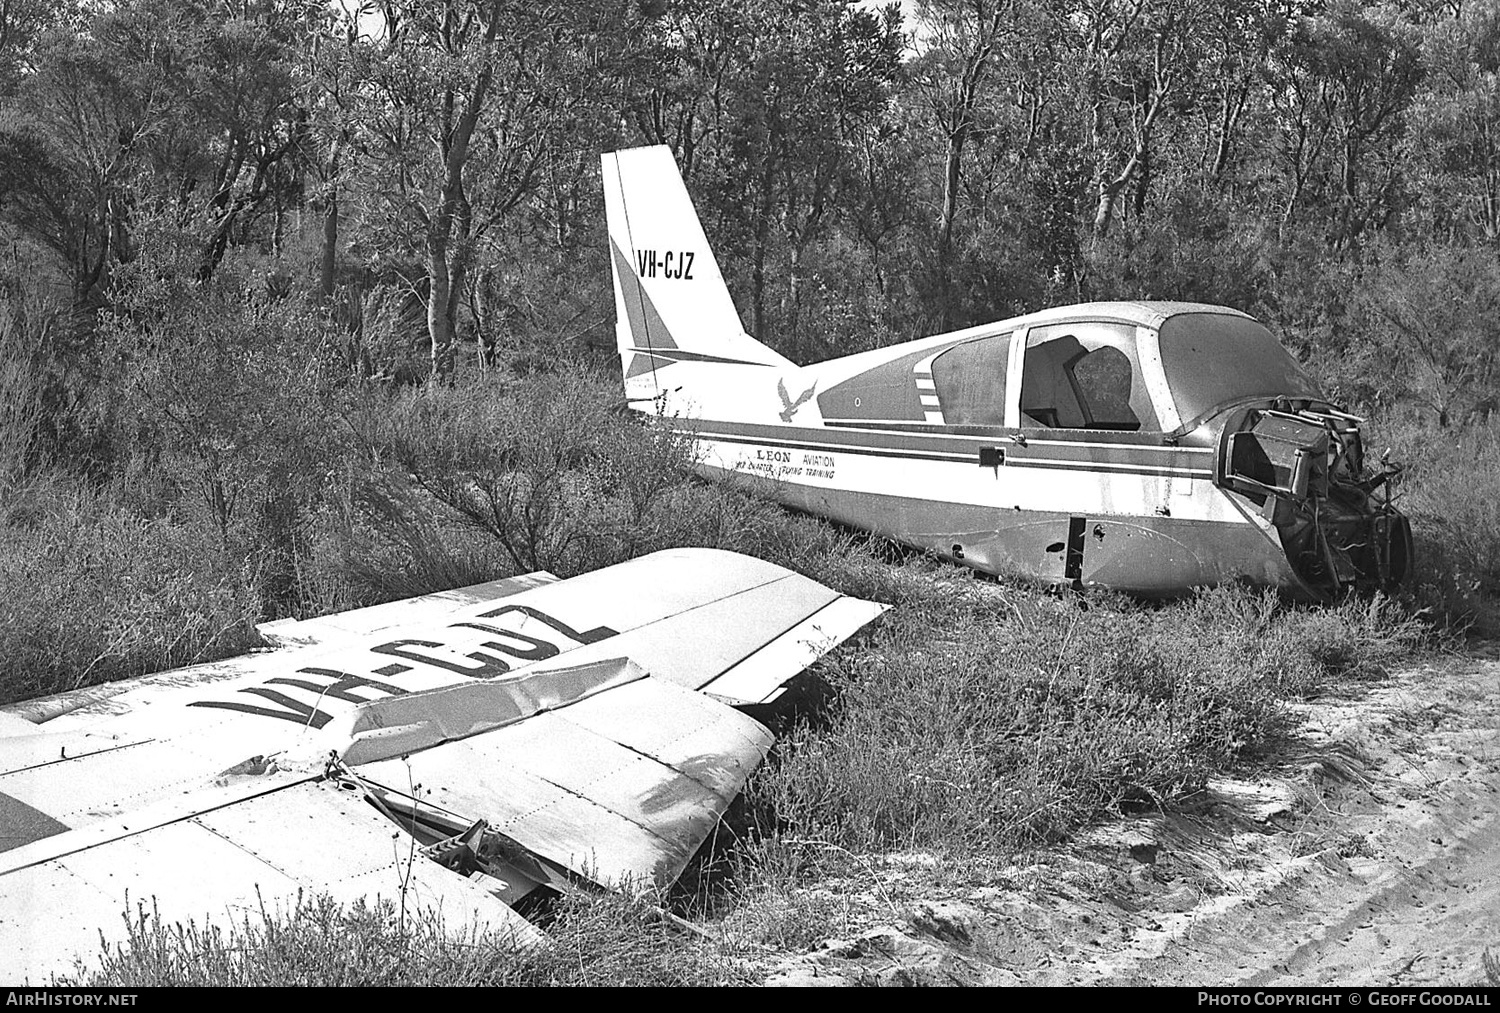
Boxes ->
[356,677,769,888]
[339,658,646,767]
[257,570,561,647]
[464,716,724,842]
[0,858,132,983]
[0,779,539,984]
[558,678,772,801]
[363,738,681,888]
[56,821,304,929]
[193,780,418,885]
[497,573,843,695]
[441,772,678,888]
[0,738,211,826]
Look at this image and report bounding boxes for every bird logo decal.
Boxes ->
[777,378,817,423]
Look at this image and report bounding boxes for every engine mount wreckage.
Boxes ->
[0,549,887,982]
[602,146,1413,601]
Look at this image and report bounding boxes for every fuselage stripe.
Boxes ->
[817,419,1215,453]
[680,430,1212,478]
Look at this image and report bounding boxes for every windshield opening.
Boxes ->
[1158,313,1323,426]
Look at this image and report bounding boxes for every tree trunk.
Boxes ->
[937,130,965,329]
[473,269,490,374]
[255,465,300,619]
[788,242,803,341]
[319,190,337,304]
[428,236,455,383]
[750,148,774,339]
[424,0,503,384]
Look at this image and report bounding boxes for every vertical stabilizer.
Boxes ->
[601,146,791,399]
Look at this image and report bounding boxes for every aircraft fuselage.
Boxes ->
[602,146,1411,600]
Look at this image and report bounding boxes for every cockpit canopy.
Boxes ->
[1155,312,1323,429]
[937,309,1321,435]
[816,304,1323,436]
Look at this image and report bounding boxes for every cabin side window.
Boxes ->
[1020,323,1160,432]
[930,332,1011,426]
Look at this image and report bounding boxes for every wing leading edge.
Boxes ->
[0,548,887,982]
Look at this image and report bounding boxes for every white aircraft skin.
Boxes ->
[601,146,1412,600]
[0,548,887,982]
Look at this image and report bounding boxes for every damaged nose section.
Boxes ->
[1220,406,1413,599]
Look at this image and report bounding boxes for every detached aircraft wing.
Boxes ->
[0,548,887,983]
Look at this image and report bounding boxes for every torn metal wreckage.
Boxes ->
[602,145,1413,601]
[0,548,888,982]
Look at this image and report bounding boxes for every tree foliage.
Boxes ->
[0,0,1496,438]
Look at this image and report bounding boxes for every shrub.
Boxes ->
[370,369,692,578]
[0,476,262,705]
[1371,413,1500,631]
[747,578,1431,856]
[343,368,899,597]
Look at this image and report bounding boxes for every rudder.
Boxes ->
[601,146,790,398]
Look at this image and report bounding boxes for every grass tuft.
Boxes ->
[64,892,756,987]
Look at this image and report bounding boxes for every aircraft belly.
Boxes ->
[679,423,1301,591]
[697,461,1289,593]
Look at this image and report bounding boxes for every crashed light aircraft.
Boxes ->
[602,146,1412,601]
[0,548,886,982]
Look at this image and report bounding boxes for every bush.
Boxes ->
[0,476,262,705]
[369,369,693,578]
[747,578,1430,856]
[344,367,900,594]
[1370,413,1500,631]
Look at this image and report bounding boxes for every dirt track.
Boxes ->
[762,651,1500,987]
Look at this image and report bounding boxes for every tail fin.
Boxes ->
[601,146,791,399]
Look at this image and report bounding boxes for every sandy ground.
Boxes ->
[758,649,1500,987]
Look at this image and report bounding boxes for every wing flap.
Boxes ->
[699,594,890,704]
[556,677,773,800]
[356,676,771,889]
